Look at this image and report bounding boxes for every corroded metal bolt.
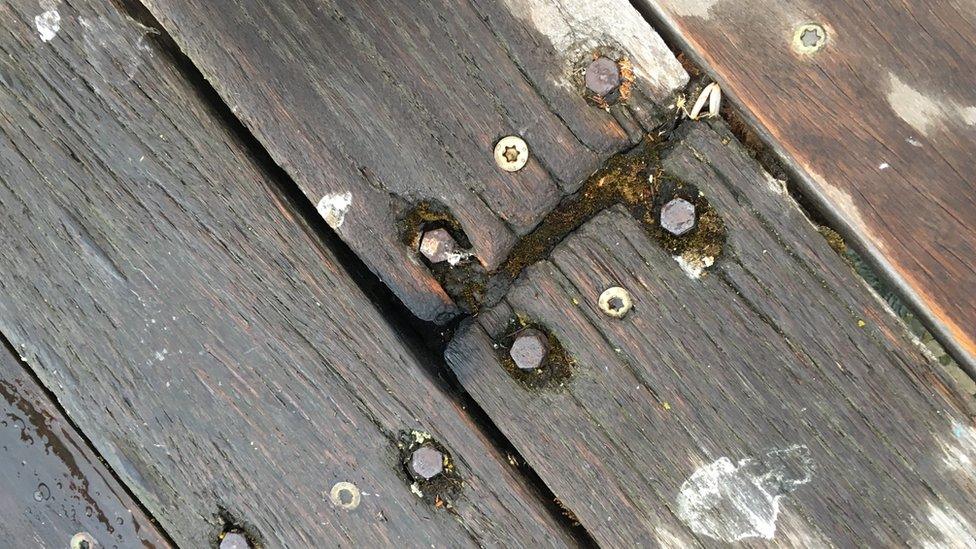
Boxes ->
[409,446,444,480]
[419,228,458,264]
[494,135,529,172]
[509,328,548,370]
[219,531,251,549]
[660,198,697,236]
[585,57,621,98]
[70,533,97,549]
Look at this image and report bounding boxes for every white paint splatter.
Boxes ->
[887,73,976,136]
[669,0,722,19]
[316,192,353,229]
[673,254,714,279]
[763,172,787,195]
[34,7,61,42]
[500,0,687,100]
[676,445,814,543]
[878,162,890,170]
[920,502,976,549]
[907,136,924,147]
[939,420,976,472]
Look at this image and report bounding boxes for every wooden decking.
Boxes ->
[1,0,974,547]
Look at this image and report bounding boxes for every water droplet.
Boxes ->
[33,483,50,501]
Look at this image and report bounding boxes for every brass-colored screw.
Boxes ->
[494,136,529,172]
[599,287,633,318]
[793,23,827,54]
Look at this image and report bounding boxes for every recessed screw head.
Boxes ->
[219,531,251,549]
[494,136,529,172]
[660,198,697,236]
[599,287,633,318]
[419,228,458,264]
[409,446,445,480]
[585,57,621,98]
[509,328,549,370]
[793,23,827,54]
[70,533,97,549]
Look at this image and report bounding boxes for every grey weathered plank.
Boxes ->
[138,0,688,322]
[0,340,171,549]
[447,121,976,547]
[0,0,576,546]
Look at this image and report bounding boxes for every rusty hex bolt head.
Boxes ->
[418,228,458,264]
[409,446,445,480]
[219,531,251,549]
[509,328,549,371]
[660,198,697,236]
[585,57,621,98]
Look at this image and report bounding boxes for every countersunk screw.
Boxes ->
[509,328,548,370]
[494,136,529,172]
[599,287,633,318]
[219,530,251,549]
[409,446,445,480]
[660,198,696,236]
[419,228,459,264]
[585,57,621,98]
[793,23,827,54]
[70,533,97,549]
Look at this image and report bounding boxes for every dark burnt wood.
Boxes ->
[447,122,976,547]
[637,0,976,371]
[0,0,576,545]
[0,341,171,548]
[138,0,688,322]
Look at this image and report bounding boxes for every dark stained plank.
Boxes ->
[0,0,576,546]
[635,0,976,371]
[138,0,688,322]
[447,121,976,547]
[0,340,171,549]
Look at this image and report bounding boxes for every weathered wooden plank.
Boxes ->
[635,0,976,371]
[0,0,576,546]
[0,340,171,549]
[447,121,976,546]
[138,0,688,322]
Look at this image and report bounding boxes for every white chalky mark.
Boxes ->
[317,192,352,229]
[329,481,361,510]
[879,162,890,170]
[677,445,814,543]
[763,172,787,195]
[888,73,976,136]
[34,8,61,42]
[907,136,924,147]
[920,503,976,549]
[669,0,722,18]
[939,420,976,472]
[673,255,714,279]
[500,0,687,100]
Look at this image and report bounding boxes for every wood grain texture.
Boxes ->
[0,0,575,546]
[636,0,976,371]
[447,122,976,547]
[138,0,688,322]
[0,341,170,549]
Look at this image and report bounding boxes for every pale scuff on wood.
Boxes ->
[501,0,687,102]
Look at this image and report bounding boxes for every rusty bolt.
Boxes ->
[585,57,621,98]
[409,446,445,480]
[70,533,97,549]
[219,531,251,549]
[660,198,696,236]
[494,135,529,172]
[509,328,548,370]
[419,228,458,264]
